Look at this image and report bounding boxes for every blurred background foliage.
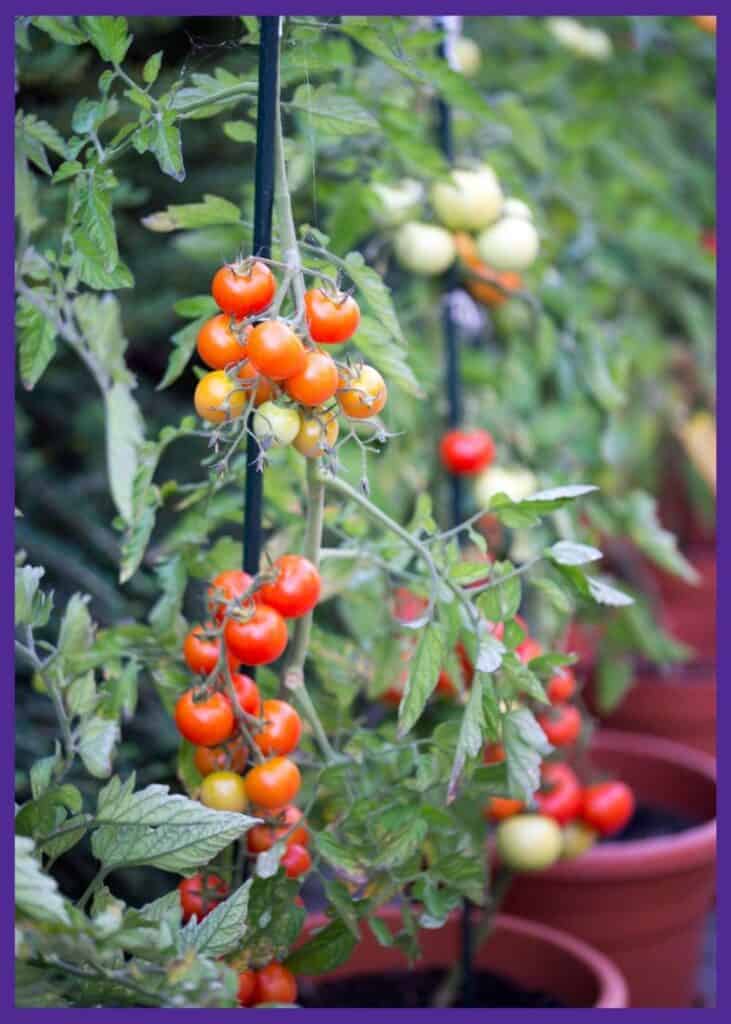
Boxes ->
[15,15,715,904]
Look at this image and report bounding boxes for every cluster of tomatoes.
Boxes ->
[193,258,387,457]
[174,555,322,1006]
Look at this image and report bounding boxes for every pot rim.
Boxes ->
[544,729,716,880]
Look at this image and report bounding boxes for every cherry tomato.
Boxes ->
[304,289,361,344]
[516,636,543,664]
[582,780,635,837]
[225,605,288,666]
[254,699,302,756]
[207,569,254,622]
[252,401,301,448]
[431,166,503,231]
[194,737,248,777]
[238,359,275,406]
[547,667,576,705]
[245,756,301,811]
[259,555,321,619]
[393,222,456,276]
[179,873,228,922]
[337,364,387,419]
[535,762,582,825]
[211,261,276,319]
[538,704,582,748]
[484,796,524,821]
[561,820,598,860]
[284,349,339,406]
[691,15,716,34]
[496,813,563,872]
[439,429,495,476]
[194,370,246,424]
[468,264,522,308]
[247,805,308,853]
[393,587,428,624]
[381,686,404,706]
[197,314,249,370]
[175,690,234,746]
[477,214,539,272]
[483,742,505,764]
[247,321,306,381]
[293,410,339,458]
[183,624,225,675]
[281,843,311,879]
[199,769,248,812]
[253,963,298,1006]
[237,969,257,1007]
[231,672,262,717]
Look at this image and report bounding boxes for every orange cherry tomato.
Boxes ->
[207,569,255,622]
[281,843,311,878]
[337,364,387,419]
[247,321,306,381]
[224,604,288,666]
[253,963,298,1006]
[258,555,321,619]
[238,360,276,406]
[254,699,302,756]
[538,704,582,747]
[546,667,576,705]
[211,261,276,319]
[196,315,249,370]
[175,690,234,746]
[247,805,309,853]
[304,289,361,344]
[231,672,262,717]
[484,796,524,821]
[293,410,339,458]
[284,349,339,406]
[194,370,247,424]
[194,737,248,777]
[245,756,301,810]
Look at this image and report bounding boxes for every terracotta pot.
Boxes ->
[504,730,716,1007]
[300,907,627,1008]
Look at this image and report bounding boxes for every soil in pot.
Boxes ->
[607,802,701,843]
[299,969,564,1008]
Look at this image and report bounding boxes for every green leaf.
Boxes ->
[344,252,405,346]
[80,16,132,64]
[447,676,485,802]
[314,832,364,875]
[174,295,219,319]
[350,316,422,398]
[30,751,59,799]
[15,565,53,628]
[285,918,358,975]
[397,623,445,737]
[502,707,552,802]
[595,656,634,713]
[80,171,118,270]
[368,915,395,947]
[71,229,134,290]
[292,83,379,136]
[178,880,252,957]
[622,491,699,582]
[476,562,522,622]
[532,576,574,615]
[32,16,87,45]
[52,160,83,183]
[375,818,428,868]
[143,50,163,84]
[489,484,599,528]
[15,836,70,925]
[78,716,120,778]
[223,120,256,143]
[57,593,94,662]
[15,297,57,390]
[67,672,98,718]
[158,317,206,389]
[493,96,547,171]
[588,576,634,607]
[73,292,129,376]
[548,541,603,566]
[105,382,145,523]
[244,875,306,962]
[146,115,185,182]
[324,879,361,939]
[142,194,241,232]
[92,776,259,873]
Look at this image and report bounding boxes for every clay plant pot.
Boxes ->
[651,544,716,663]
[299,907,627,1008]
[504,730,716,1007]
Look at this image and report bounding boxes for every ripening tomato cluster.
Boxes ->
[512,617,584,750]
[193,258,388,458]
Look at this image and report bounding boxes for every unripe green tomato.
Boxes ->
[502,197,533,221]
[199,770,248,813]
[561,820,598,860]
[431,166,503,231]
[496,813,563,872]
[394,222,456,276]
[453,37,482,77]
[477,215,540,272]
[371,179,424,227]
[474,465,537,507]
[253,401,300,447]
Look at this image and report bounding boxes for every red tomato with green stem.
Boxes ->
[237,970,257,1007]
[253,963,298,1006]
[211,261,276,319]
[183,623,237,676]
[175,690,234,746]
[281,843,312,878]
[247,320,306,381]
[284,349,339,406]
[547,667,577,704]
[439,429,495,476]
[537,704,582,747]
[224,604,288,665]
[247,805,308,853]
[231,672,262,717]
[254,699,302,756]
[258,555,321,619]
[179,873,228,922]
[194,737,248,777]
[207,569,255,622]
[304,288,361,344]
[535,762,582,824]
[582,780,635,836]
[245,756,301,810]
[197,314,249,370]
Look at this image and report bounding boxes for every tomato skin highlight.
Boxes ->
[175,690,235,746]
[254,699,303,756]
[258,555,321,619]
[247,805,308,853]
[247,321,306,381]
[535,762,582,825]
[179,873,228,922]
[253,963,298,1006]
[281,843,311,878]
[199,769,248,812]
[304,289,361,344]
[245,756,301,811]
[197,314,249,370]
[537,704,582,748]
[582,780,635,837]
[439,429,495,476]
[211,261,276,319]
[224,604,288,666]
[284,349,339,406]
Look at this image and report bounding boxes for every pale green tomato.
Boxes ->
[547,17,612,60]
[474,465,537,507]
[496,814,563,872]
[453,37,481,76]
[502,197,533,221]
[394,222,456,276]
[561,820,598,860]
[371,179,424,227]
[477,215,540,271]
[253,402,300,447]
[431,166,503,231]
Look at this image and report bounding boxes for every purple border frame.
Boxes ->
[5,4,721,1020]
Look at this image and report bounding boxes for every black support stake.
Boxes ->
[434,16,474,1008]
[243,17,280,591]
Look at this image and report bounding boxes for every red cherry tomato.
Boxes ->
[224,604,288,666]
[253,963,298,1006]
[535,762,582,824]
[197,315,249,370]
[183,623,234,675]
[179,873,228,922]
[516,636,543,664]
[211,261,276,319]
[247,805,308,853]
[247,321,306,381]
[537,704,582,748]
[546,667,576,705]
[245,757,301,811]
[194,737,248,777]
[483,742,505,764]
[237,969,257,1007]
[284,349,339,406]
[582,780,635,837]
[393,587,429,624]
[175,690,235,746]
[258,555,321,619]
[254,699,302,756]
[281,843,312,879]
[304,289,361,344]
[231,672,262,717]
[207,569,255,622]
[484,796,524,821]
[439,429,495,476]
